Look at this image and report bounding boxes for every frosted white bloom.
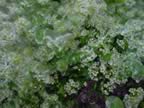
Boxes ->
[81,46,96,63]
[88,63,99,81]
[15,17,30,35]
[37,0,49,5]
[124,88,144,108]
[64,79,80,95]
[125,0,136,7]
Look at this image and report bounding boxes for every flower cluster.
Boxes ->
[0,0,144,108]
[124,88,144,108]
[64,79,80,95]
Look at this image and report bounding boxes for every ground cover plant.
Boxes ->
[0,0,144,108]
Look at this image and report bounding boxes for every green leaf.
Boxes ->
[2,101,16,108]
[35,29,44,43]
[138,100,144,108]
[131,60,144,78]
[70,52,82,64]
[106,96,125,108]
[58,86,65,96]
[102,53,112,61]
[56,59,68,72]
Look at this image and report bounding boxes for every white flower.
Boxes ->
[64,79,80,95]
[37,0,49,5]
